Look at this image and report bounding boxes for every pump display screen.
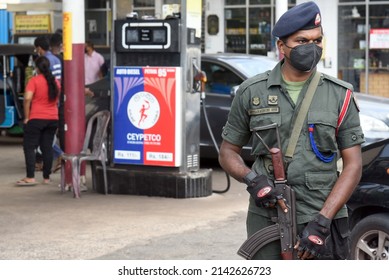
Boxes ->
[125,27,167,45]
[152,29,166,43]
[116,19,179,52]
[126,29,139,43]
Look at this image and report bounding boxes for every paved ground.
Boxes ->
[0,137,249,260]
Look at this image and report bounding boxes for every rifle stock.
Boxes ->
[237,147,297,260]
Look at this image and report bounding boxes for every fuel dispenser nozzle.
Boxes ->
[194,71,207,100]
[192,60,207,99]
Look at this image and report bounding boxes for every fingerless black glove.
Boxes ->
[244,171,282,208]
[297,214,332,258]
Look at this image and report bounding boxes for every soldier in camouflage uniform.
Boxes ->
[219,1,364,260]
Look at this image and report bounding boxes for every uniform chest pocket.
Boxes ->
[249,112,281,156]
[307,111,338,154]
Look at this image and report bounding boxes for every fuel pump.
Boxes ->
[93,0,212,198]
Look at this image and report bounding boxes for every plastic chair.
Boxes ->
[60,110,110,198]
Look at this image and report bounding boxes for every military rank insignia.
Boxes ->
[252,97,260,106]
[268,95,278,105]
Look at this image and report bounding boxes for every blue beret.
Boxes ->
[272,1,321,38]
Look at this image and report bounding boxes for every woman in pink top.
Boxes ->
[17,56,60,186]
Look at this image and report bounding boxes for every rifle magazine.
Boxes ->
[237,223,280,260]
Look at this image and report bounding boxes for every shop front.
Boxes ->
[216,0,389,96]
[338,1,389,96]
[223,0,296,55]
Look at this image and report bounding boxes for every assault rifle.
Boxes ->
[237,124,297,260]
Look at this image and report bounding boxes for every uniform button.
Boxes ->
[352,135,357,141]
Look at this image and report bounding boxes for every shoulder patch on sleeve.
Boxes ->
[322,73,354,90]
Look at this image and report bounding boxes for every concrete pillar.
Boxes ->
[276,0,288,22]
[62,0,86,197]
[275,0,288,60]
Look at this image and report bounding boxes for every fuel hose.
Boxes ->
[201,94,231,194]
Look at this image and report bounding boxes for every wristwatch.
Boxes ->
[243,171,258,186]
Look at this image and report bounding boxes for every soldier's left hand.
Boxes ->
[294,214,331,259]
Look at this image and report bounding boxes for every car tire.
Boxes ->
[349,213,389,260]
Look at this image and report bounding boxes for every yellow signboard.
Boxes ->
[14,14,51,33]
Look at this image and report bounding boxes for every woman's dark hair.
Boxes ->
[34,56,59,101]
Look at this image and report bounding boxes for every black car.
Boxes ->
[347,137,389,260]
[200,53,278,161]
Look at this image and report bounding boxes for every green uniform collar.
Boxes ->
[267,59,320,89]
[266,61,283,88]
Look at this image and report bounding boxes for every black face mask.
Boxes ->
[284,43,323,72]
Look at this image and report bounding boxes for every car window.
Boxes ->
[202,61,242,95]
[230,58,277,77]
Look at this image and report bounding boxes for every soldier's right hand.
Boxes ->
[245,174,282,208]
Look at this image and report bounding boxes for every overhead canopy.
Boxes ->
[0,44,34,56]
